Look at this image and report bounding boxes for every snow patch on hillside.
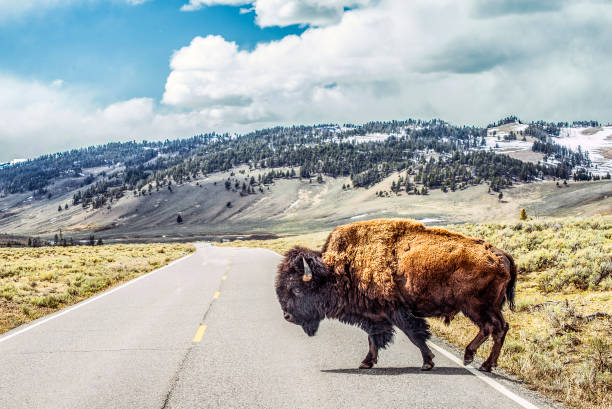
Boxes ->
[484,137,532,153]
[556,127,612,174]
[336,132,400,144]
[285,199,300,212]
[419,218,443,223]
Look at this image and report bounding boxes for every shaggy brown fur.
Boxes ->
[322,219,514,308]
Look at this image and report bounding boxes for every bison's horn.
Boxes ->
[302,257,312,282]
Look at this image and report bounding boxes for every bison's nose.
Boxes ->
[284,313,294,322]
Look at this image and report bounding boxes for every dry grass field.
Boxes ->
[219,217,612,409]
[0,243,195,335]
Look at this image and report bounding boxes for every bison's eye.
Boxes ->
[292,287,303,296]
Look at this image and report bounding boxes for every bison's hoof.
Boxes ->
[421,362,434,371]
[478,364,492,372]
[463,350,474,365]
[359,362,374,369]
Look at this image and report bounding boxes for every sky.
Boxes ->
[1,0,612,161]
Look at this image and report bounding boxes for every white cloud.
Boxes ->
[0,75,256,161]
[181,0,374,27]
[3,0,612,161]
[165,0,612,128]
[253,0,374,27]
[181,0,249,12]
[0,0,150,22]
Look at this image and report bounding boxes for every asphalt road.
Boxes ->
[0,244,557,409]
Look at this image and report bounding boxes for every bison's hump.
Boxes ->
[322,219,501,301]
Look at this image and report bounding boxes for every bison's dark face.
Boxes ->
[275,246,330,337]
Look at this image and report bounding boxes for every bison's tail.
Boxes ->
[505,252,517,312]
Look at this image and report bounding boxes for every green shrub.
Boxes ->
[0,285,18,300]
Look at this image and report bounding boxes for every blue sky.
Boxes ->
[1,0,612,161]
[0,1,303,105]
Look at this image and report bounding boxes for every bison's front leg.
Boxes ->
[359,326,394,369]
[359,336,378,369]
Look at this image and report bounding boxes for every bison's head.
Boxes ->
[275,246,330,337]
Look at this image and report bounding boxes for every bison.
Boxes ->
[275,219,516,372]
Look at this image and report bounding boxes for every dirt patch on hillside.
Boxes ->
[506,150,545,164]
[600,147,612,160]
[582,127,603,135]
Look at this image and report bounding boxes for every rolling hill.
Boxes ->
[1,117,610,242]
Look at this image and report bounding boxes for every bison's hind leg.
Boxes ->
[479,312,509,372]
[463,326,489,366]
[391,309,435,371]
[462,305,492,366]
[463,307,509,372]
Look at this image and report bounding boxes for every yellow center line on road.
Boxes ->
[191,286,222,343]
[192,325,207,343]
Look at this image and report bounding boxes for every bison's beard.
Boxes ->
[301,320,320,337]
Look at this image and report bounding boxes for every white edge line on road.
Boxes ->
[0,251,197,345]
[263,248,539,409]
[428,342,540,409]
